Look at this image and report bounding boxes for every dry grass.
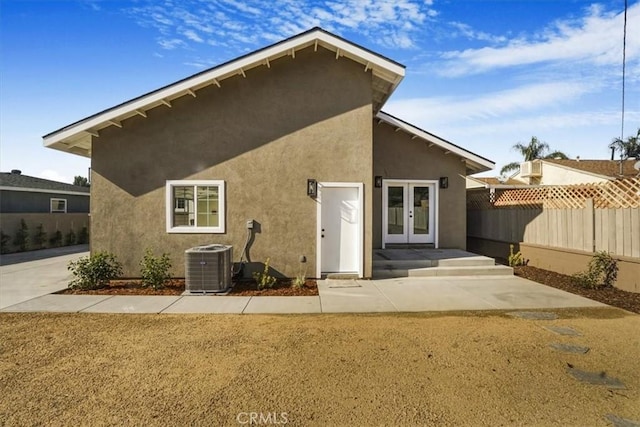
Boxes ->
[1,309,639,426]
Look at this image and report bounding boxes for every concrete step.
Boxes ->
[373,259,435,270]
[435,256,496,267]
[407,265,514,277]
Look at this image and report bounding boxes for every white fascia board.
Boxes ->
[376,111,495,171]
[44,29,405,149]
[0,186,90,196]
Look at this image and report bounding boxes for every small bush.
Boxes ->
[293,261,306,289]
[253,258,277,290]
[13,219,29,251]
[68,252,123,290]
[508,244,526,267]
[49,230,63,247]
[0,230,10,254]
[34,224,47,249]
[77,227,89,244]
[64,229,77,246]
[140,249,172,290]
[573,251,618,289]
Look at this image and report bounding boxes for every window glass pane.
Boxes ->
[196,186,219,227]
[173,186,194,226]
[387,186,404,235]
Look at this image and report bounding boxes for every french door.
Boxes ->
[383,180,436,245]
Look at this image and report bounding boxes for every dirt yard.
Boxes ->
[1,309,639,426]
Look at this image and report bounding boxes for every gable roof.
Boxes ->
[376,112,495,174]
[43,27,405,158]
[544,158,640,179]
[0,171,90,195]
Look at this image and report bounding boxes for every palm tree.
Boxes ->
[609,128,640,160]
[500,136,569,175]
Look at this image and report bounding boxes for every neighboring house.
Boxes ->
[42,27,494,278]
[465,176,525,189]
[511,158,640,185]
[0,170,89,250]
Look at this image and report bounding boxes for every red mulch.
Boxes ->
[514,265,640,314]
[57,279,318,296]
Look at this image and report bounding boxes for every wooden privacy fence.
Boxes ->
[467,178,640,258]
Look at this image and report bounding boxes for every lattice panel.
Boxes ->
[467,178,640,209]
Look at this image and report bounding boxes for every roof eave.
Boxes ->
[43,28,405,157]
[376,111,495,174]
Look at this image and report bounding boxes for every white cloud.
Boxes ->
[158,38,186,50]
[38,169,72,185]
[386,81,593,125]
[439,2,640,77]
[125,0,437,52]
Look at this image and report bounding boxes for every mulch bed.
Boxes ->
[514,265,640,314]
[57,279,319,297]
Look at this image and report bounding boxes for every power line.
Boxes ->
[621,0,627,141]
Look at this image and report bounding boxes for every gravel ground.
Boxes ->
[1,309,639,426]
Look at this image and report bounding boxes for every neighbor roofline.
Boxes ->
[43,27,406,157]
[0,186,90,196]
[376,111,495,173]
[541,159,616,180]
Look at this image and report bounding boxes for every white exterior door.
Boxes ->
[318,184,363,276]
[383,180,436,246]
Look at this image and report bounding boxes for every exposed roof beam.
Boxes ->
[187,89,196,97]
[108,120,122,128]
[212,78,221,88]
[239,68,246,78]
[161,99,171,108]
[364,62,371,72]
[86,130,99,138]
[314,40,318,51]
[135,109,147,118]
[411,135,418,140]
[291,48,295,58]
[265,58,270,68]
[428,143,435,148]
[394,127,401,132]
[335,48,340,59]
[444,150,451,155]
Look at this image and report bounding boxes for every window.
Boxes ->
[50,198,67,213]
[166,180,225,233]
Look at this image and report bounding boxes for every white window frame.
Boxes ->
[50,198,67,213]
[165,180,225,233]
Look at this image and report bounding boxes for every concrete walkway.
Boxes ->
[1,269,606,314]
[0,246,89,309]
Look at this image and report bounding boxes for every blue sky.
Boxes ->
[1,0,638,183]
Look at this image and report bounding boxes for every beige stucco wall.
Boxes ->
[467,237,640,293]
[0,213,89,252]
[373,123,468,249]
[91,46,373,278]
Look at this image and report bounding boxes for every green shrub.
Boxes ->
[573,251,618,289]
[33,224,47,249]
[49,230,63,247]
[508,244,526,267]
[64,229,76,246]
[77,226,89,244]
[253,258,277,290]
[13,219,29,251]
[68,252,123,290]
[140,249,172,290]
[0,229,10,254]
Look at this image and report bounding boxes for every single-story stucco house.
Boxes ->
[43,28,494,278]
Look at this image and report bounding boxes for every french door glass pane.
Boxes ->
[413,186,429,235]
[387,186,404,235]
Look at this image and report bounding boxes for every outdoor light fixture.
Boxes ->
[307,179,318,198]
[439,177,449,189]
[375,176,383,188]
